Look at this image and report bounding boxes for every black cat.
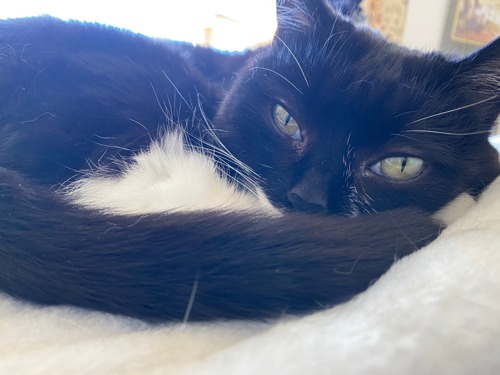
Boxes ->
[0,0,498,322]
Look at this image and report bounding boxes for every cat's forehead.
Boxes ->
[263,30,449,125]
[273,27,443,90]
[266,33,438,114]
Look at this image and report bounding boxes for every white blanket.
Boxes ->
[2,176,500,374]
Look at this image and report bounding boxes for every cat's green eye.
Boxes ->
[371,156,424,181]
[273,105,302,141]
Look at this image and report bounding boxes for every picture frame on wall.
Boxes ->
[441,0,499,54]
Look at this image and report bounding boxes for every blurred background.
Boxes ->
[2,0,499,53]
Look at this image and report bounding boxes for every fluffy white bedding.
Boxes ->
[2,176,500,374]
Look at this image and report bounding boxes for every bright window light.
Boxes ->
[1,0,276,50]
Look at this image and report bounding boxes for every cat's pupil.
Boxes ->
[273,105,302,141]
[374,156,424,181]
[400,157,407,172]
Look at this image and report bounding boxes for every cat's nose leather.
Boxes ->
[287,170,328,212]
[287,190,327,212]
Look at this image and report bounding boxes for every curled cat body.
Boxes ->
[0,0,498,321]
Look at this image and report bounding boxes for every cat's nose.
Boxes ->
[287,172,328,212]
[287,190,327,212]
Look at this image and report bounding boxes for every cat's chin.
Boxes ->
[62,131,281,217]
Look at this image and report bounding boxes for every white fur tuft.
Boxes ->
[433,193,476,226]
[64,132,280,216]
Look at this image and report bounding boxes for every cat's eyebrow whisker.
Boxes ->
[327,31,353,68]
[407,95,497,125]
[275,34,309,88]
[249,67,303,95]
[319,30,350,58]
[393,110,419,119]
[323,1,353,51]
[391,133,422,143]
[343,79,373,93]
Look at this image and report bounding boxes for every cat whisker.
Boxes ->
[391,133,422,143]
[153,106,264,199]
[333,253,362,275]
[275,35,309,88]
[97,149,111,164]
[18,111,58,124]
[343,79,374,92]
[182,275,199,324]
[126,117,151,134]
[216,165,261,196]
[360,184,376,205]
[408,95,497,125]
[176,125,266,204]
[388,210,430,252]
[403,129,491,136]
[393,109,419,119]
[165,95,187,128]
[91,134,119,140]
[191,140,264,196]
[150,80,192,131]
[259,163,274,170]
[161,71,193,111]
[326,31,353,68]
[249,67,303,95]
[319,31,349,59]
[149,83,171,121]
[55,167,90,191]
[89,141,133,152]
[195,94,264,186]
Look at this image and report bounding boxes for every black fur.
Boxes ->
[0,167,437,321]
[216,1,500,214]
[0,16,248,183]
[0,0,498,322]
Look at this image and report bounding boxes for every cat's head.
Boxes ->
[214,0,500,216]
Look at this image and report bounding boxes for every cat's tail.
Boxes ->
[0,167,439,322]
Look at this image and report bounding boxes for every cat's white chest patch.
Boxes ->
[64,132,279,216]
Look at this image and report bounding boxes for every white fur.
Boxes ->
[64,132,279,216]
[433,192,476,225]
[180,177,500,375]
[2,178,500,374]
[0,294,266,374]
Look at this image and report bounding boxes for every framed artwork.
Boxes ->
[442,0,499,54]
[361,0,408,43]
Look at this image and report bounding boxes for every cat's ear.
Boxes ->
[459,37,499,92]
[275,0,353,36]
[461,37,499,67]
[456,38,500,128]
